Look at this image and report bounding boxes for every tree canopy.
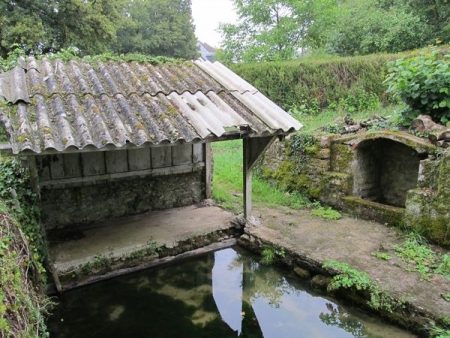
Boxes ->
[113,0,198,59]
[0,0,198,60]
[219,0,333,63]
[0,0,121,58]
[219,0,450,63]
[325,0,429,56]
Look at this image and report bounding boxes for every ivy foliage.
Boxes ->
[0,157,50,337]
[0,158,46,264]
[385,46,450,125]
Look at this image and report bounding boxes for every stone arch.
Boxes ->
[352,138,428,207]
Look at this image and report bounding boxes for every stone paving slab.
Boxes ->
[50,205,235,276]
[247,205,450,329]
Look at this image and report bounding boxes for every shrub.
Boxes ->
[384,46,450,125]
[231,53,411,111]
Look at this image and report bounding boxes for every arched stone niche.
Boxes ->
[352,138,428,207]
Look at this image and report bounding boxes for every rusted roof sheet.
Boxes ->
[0,57,302,154]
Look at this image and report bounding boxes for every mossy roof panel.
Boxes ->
[0,57,302,155]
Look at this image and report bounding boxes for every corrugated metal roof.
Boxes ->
[0,57,302,155]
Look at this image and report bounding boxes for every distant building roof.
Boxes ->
[197,41,216,62]
[0,57,302,155]
[202,42,216,53]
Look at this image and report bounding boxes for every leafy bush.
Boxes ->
[323,261,372,291]
[385,46,450,125]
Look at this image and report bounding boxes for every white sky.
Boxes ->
[191,0,238,48]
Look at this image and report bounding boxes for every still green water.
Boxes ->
[48,247,416,338]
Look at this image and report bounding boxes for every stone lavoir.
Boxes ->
[262,130,450,246]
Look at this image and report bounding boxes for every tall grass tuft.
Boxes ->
[212,140,310,213]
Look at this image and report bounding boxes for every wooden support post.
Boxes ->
[26,157,40,194]
[243,136,277,221]
[205,143,212,199]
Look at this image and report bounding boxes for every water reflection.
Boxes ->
[48,247,416,338]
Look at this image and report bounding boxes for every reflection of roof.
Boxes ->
[0,57,302,155]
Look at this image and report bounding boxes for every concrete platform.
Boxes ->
[49,205,236,285]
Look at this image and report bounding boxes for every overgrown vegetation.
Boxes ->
[393,233,450,281]
[0,157,50,337]
[218,0,448,63]
[385,46,450,125]
[260,246,286,265]
[323,261,405,314]
[231,52,410,111]
[212,140,311,214]
[0,0,198,60]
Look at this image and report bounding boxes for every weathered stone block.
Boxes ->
[319,135,332,149]
[318,148,331,160]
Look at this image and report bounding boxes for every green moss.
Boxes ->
[166,105,177,116]
[170,75,180,83]
[343,196,405,226]
[272,161,301,190]
[304,145,319,156]
[41,127,52,136]
[331,143,354,173]
[406,214,450,247]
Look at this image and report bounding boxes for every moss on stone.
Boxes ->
[304,145,319,156]
[406,214,450,247]
[330,143,354,173]
[343,196,405,227]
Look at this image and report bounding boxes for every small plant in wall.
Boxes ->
[260,245,286,265]
[323,260,405,314]
[323,261,372,291]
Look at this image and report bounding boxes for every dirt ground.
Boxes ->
[249,204,450,329]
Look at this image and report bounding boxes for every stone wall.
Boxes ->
[40,171,205,230]
[28,143,211,230]
[405,153,450,246]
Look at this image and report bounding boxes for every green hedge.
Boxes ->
[231,52,418,111]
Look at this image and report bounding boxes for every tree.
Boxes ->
[325,0,429,56]
[52,0,121,55]
[218,0,340,64]
[113,0,198,59]
[0,0,49,58]
[407,0,450,44]
[0,0,122,58]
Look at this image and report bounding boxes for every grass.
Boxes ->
[212,140,310,214]
[294,105,400,133]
